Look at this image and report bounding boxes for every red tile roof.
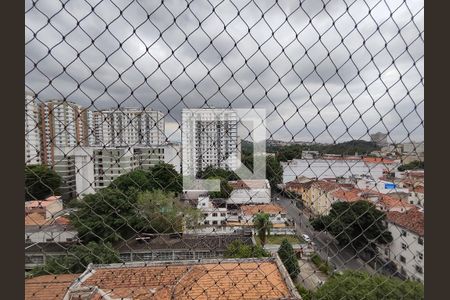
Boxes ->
[387,208,424,236]
[70,260,296,299]
[331,189,362,202]
[363,157,395,164]
[311,180,340,192]
[229,180,269,189]
[241,204,287,215]
[25,274,80,300]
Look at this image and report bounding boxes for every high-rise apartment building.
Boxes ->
[92,108,165,147]
[39,100,93,164]
[25,92,41,165]
[182,109,239,176]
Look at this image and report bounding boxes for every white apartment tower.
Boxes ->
[39,100,93,164]
[182,109,239,176]
[25,92,41,165]
[93,108,165,147]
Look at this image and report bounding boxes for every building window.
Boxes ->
[415,265,423,274]
[401,243,407,250]
[418,237,424,245]
[399,255,406,263]
[401,230,407,237]
[418,252,423,260]
[212,213,217,217]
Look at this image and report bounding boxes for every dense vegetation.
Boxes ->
[70,163,199,243]
[224,240,270,258]
[398,160,424,171]
[278,239,300,280]
[298,270,424,300]
[253,213,272,246]
[311,201,392,254]
[25,164,62,201]
[30,242,120,276]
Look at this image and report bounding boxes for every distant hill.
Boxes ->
[240,139,380,162]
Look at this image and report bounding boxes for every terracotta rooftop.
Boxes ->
[410,186,425,194]
[67,259,299,299]
[311,180,340,192]
[387,208,424,236]
[25,213,70,226]
[241,204,287,215]
[363,157,395,164]
[25,199,59,209]
[331,188,363,202]
[229,179,269,189]
[25,274,80,300]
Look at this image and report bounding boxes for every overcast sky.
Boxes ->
[25,0,424,144]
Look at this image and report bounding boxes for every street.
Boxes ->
[276,196,376,274]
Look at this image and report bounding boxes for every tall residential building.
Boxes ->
[92,108,165,147]
[25,92,41,165]
[39,100,93,164]
[53,147,95,200]
[92,145,181,191]
[182,108,239,176]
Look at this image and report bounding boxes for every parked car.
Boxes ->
[302,234,311,243]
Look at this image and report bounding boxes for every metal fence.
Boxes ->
[25,0,424,299]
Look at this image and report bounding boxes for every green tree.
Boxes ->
[278,239,300,280]
[310,201,393,253]
[253,213,272,246]
[30,242,120,276]
[197,166,239,181]
[147,162,182,194]
[224,240,270,258]
[208,177,233,199]
[137,190,200,233]
[398,160,424,171]
[70,188,141,242]
[313,270,424,300]
[109,169,150,193]
[266,156,283,189]
[25,165,62,201]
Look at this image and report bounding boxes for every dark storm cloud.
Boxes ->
[25,0,424,143]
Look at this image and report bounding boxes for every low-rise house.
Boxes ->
[378,208,424,282]
[228,179,271,204]
[25,273,80,300]
[302,180,341,216]
[25,195,63,219]
[197,195,227,226]
[25,241,79,270]
[231,204,288,227]
[285,176,314,195]
[33,257,301,299]
[114,233,253,263]
[408,186,424,207]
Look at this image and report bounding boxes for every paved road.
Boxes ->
[276,197,375,274]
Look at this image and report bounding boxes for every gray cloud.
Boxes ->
[25,0,424,144]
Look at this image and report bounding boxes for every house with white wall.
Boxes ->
[378,208,424,283]
[197,196,227,226]
[228,179,271,205]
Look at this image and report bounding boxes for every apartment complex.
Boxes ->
[25,92,41,165]
[38,100,94,164]
[53,144,181,197]
[93,107,165,147]
[182,108,239,176]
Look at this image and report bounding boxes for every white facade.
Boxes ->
[228,180,271,205]
[379,221,424,282]
[93,108,165,147]
[25,92,41,165]
[93,147,135,190]
[39,100,93,164]
[25,225,78,243]
[182,109,239,176]
[197,196,227,226]
[53,147,95,199]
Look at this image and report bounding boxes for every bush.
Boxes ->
[278,239,300,280]
[311,253,331,274]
